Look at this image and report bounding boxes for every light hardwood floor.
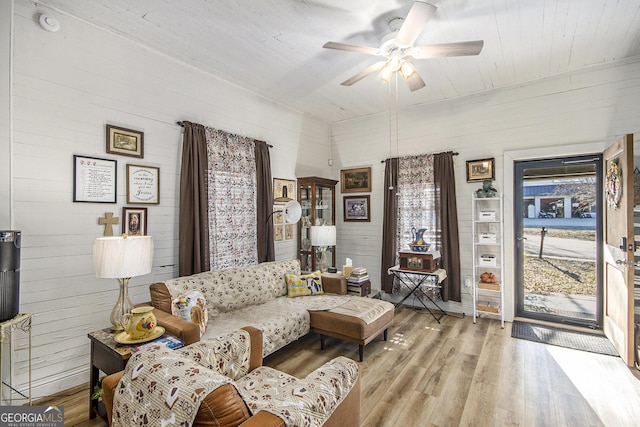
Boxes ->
[38,306,640,426]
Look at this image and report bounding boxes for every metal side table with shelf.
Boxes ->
[0,313,32,406]
[388,266,448,323]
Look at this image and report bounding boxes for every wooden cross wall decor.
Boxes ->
[98,212,119,236]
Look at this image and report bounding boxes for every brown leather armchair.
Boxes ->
[102,326,361,427]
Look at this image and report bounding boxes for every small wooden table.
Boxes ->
[87,328,180,420]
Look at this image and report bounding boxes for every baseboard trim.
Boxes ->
[18,367,88,403]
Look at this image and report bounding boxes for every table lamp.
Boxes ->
[310,225,336,273]
[93,235,153,332]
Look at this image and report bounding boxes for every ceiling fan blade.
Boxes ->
[401,68,426,92]
[323,41,379,56]
[340,61,387,86]
[412,40,484,58]
[395,1,437,48]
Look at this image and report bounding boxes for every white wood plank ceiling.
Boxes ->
[35,0,640,123]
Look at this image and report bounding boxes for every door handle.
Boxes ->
[616,259,633,267]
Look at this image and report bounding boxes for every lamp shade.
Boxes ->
[310,225,336,247]
[283,200,302,224]
[93,236,153,278]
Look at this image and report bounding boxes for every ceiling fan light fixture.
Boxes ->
[380,65,394,82]
[323,1,483,91]
[400,61,416,78]
[387,57,402,72]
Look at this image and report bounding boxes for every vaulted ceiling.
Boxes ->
[38,0,640,123]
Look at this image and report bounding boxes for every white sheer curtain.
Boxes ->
[396,154,437,252]
[205,128,258,269]
[394,153,441,300]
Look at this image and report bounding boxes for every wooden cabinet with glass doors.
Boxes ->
[298,177,338,272]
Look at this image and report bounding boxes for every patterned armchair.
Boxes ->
[102,326,361,427]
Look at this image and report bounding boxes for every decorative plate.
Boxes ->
[114,326,165,345]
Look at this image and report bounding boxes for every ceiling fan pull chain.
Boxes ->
[395,74,400,157]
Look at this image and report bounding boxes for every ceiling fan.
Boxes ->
[323,1,484,91]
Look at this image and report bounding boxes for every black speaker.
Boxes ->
[0,230,21,322]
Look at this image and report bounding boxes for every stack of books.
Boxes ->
[347,267,370,296]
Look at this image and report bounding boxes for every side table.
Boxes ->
[387,265,448,323]
[0,313,32,406]
[87,328,181,420]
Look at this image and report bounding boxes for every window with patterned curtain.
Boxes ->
[382,152,460,301]
[205,128,258,270]
[396,154,439,255]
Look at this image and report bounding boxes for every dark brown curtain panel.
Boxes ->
[255,141,274,263]
[381,158,399,293]
[434,151,461,302]
[179,121,210,276]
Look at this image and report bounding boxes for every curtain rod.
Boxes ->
[177,121,273,148]
[380,151,459,163]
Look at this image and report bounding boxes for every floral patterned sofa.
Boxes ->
[148,259,394,360]
[102,326,361,426]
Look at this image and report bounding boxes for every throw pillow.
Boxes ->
[171,290,208,337]
[285,271,324,298]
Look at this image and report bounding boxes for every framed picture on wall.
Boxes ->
[274,225,284,241]
[106,124,144,158]
[273,208,284,225]
[122,207,147,236]
[126,164,160,205]
[341,167,371,193]
[273,178,296,203]
[73,155,117,203]
[466,158,495,182]
[285,224,294,240]
[344,195,370,222]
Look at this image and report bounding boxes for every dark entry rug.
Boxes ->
[511,321,619,357]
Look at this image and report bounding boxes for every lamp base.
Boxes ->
[319,247,329,273]
[110,278,133,332]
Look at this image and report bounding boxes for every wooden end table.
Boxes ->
[87,328,180,420]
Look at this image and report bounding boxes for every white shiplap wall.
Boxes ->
[9,0,640,400]
[330,56,640,319]
[9,0,329,398]
[0,1,12,227]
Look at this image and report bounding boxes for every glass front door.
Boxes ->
[514,155,603,328]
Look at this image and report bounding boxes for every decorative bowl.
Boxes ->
[410,244,430,252]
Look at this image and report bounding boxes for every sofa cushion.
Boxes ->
[171,290,208,336]
[285,271,324,297]
[236,357,359,426]
[201,298,311,357]
[163,259,301,316]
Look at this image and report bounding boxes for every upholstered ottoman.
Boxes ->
[309,297,394,361]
